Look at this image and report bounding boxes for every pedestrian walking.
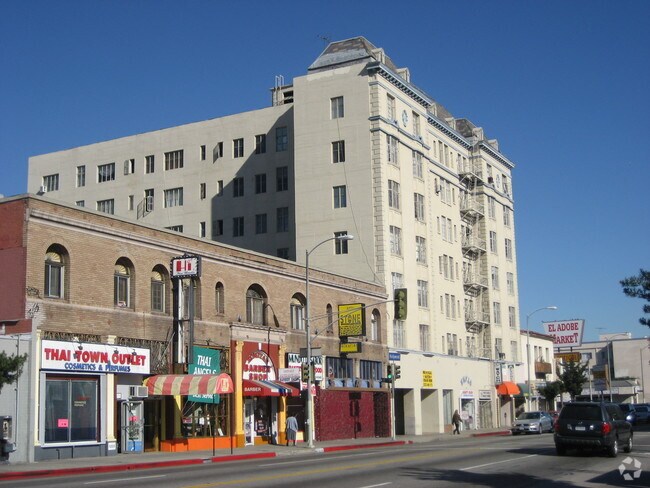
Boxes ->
[452,410,461,435]
[286,413,298,446]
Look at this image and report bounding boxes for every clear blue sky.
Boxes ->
[1,1,648,341]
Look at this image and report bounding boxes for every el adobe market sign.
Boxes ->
[542,320,585,348]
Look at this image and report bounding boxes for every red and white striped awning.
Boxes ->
[242,379,299,397]
[144,373,233,396]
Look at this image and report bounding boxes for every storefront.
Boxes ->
[36,339,150,461]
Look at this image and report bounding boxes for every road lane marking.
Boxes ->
[259,451,379,466]
[84,474,167,484]
[461,454,538,471]
[359,484,391,488]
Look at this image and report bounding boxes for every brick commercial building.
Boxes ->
[0,196,387,462]
[28,37,521,436]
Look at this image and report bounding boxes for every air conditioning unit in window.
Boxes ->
[38,185,47,194]
[129,386,148,398]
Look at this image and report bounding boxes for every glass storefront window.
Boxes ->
[181,400,229,437]
[45,377,98,443]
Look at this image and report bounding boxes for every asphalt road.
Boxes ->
[4,430,650,488]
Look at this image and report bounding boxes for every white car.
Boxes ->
[512,411,554,434]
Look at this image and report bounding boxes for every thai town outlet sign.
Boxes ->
[41,340,150,374]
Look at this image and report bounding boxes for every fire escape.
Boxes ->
[460,155,491,358]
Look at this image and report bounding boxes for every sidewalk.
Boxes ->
[0,428,511,481]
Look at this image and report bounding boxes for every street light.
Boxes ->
[305,233,353,448]
[526,306,557,411]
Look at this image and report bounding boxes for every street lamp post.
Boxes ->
[305,234,353,448]
[526,306,557,411]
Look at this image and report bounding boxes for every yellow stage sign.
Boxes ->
[338,303,365,337]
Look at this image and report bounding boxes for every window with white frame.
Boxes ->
[124,158,135,175]
[290,295,305,330]
[387,135,398,165]
[151,268,166,313]
[164,187,183,207]
[76,166,86,187]
[447,333,458,355]
[393,319,405,348]
[387,94,396,122]
[509,306,516,328]
[414,193,425,221]
[388,180,400,210]
[412,151,423,179]
[255,134,266,154]
[491,266,499,290]
[391,272,404,290]
[246,287,265,325]
[510,341,518,362]
[145,155,154,174]
[488,196,496,219]
[333,185,347,208]
[331,96,344,119]
[417,280,428,308]
[506,272,515,295]
[42,174,59,192]
[332,140,345,164]
[97,163,115,183]
[114,262,131,308]
[389,225,402,256]
[440,179,452,204]
[412,112,421,137]
[233,138,244,158]
[503,206,512,227]
[164,150,183,170]
[489,231,497,253]
[334,231,351,254]
[493,302,501,325]
[213,142,223,160]
[369,310,380,342]
[505,238,513,260]
[44,249,65,299]
[97,199,114,214]
[419,324,429,351]
[415,236,427,264]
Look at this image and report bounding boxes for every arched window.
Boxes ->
[246,286,266,325]
[44,245,67,299]
[290,294,305,330]
[215,282,225,314]
[151,265,168,313]
[114,258,134,309]
[370,309,381,342]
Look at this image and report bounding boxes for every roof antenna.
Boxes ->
[318,34,331,45]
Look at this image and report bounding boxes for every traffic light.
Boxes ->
[394,288,407,320]
[301,363,310,382]
[394,364,401,380]
[385,364,394,383]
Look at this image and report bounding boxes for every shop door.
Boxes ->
[120,401,144,453]
[143,399,160,451]
[244,399,255,445]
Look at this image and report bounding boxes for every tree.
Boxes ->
[0,351,28,394]
[558,360,588,401]
[538,380,563,408]
[621,269,650,328]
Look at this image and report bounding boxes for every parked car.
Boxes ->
[619,404,638,425]
[632,405,650,423]
[554,402,632,457]
[512,411,554,434]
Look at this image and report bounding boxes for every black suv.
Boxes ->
[554,402,632,457]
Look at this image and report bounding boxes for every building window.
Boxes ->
[412,112,420,137]
[233,217,244,237]
[389,226,402,256]
[276,207,289,232]
[493,302,502,325]
[151,268,166,313]
[506,272,515,295]
[215,282,225,314]
[44,248,65,299]
[277,248,289,259]
[488,196,496,219]
[332,140,346,163]
[199,221,206,238]
[335,231,350,254]
[414,193,425,221]
[491,266,499,290]
[145,155,155,174]
[510,341,518,362]
[276,127,288,152]
[76,200,84,207]
[96,199,114,214]
[200,145,206,161]
[200,182,206,200]
[412,151,423,179]
[503,206,512,227]
[489,231,497,253]
[165,225,183,232]
[128,195,134,211]
[42,174,59,192]
[417,280,428,308]
[505,238,513,260]
[213,219,223,238]
[391,273,404,291]
[255,134,266,154]
[255,174,267,194]
[290,295,305,330]
[393,319,405,348]
[415,236,427,264]
[97,163,115,183]
[419,324,429,351]
[164,187,183,207]
[164,150,184,170]
[387,94,396,122]
[388,180,400,210]
[233,177,244,197]
[144,188,154,212]
[255,214,267,234]
[114,261,132,308]
[233,138,244,158]
[509,306,516,328]
[276,166,288,191]
[217,180,223,196]
[333,185,347,208]
[44,377,98,443]
[447,333,459,356]
[331,96,344,119]
[387,135,398,165]
[124,158,135,175]
[370,310,380,342]
[246,287,265,325]
[76,166,86,188]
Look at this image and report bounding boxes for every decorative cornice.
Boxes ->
[427,115,471,149]
[367,62,432,108]
[477,141,515,170]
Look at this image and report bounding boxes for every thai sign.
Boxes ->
[189,346,221,403]
[41,340,150,374]
[542,320,585,348]
[338,303,365,338]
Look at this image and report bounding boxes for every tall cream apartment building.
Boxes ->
[29,37,521,433]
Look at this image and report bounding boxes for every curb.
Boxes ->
[0,452,276,481]
[319,440,413,453]
[471,430,512,438]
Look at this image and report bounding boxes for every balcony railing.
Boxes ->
[462,235,486,253]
